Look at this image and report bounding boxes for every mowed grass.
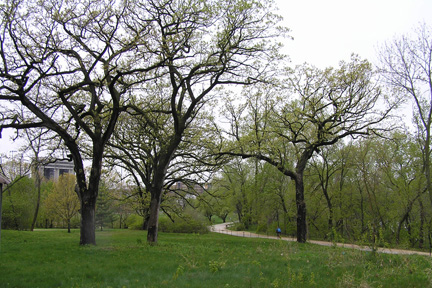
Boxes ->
[1,229,432,288]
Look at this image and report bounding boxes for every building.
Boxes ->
[173,181,211,197]
[40,160,74,181]
[0,173,9,185]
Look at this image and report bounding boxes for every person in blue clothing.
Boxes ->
[276,227,281,238]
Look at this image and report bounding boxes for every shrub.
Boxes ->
[125,214,144,230]
[256,223,268,234]
[158,215,209,234]
[231,222,246,231]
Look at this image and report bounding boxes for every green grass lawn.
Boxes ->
[0,229,431,288]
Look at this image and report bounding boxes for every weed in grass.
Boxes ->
[180,251,200,269]
[309,272,316,286]
[285,265,317,287]
[173,265,185,280]
[255,245,264,254]
[325,249,345,270]
[270,277,281,287]
[337,272,357,288]
[209,260,226,272]
[425,267,432,286]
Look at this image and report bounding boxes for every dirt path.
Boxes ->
[211,223,431,257]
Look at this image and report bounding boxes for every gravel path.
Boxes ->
[211,223,431,257]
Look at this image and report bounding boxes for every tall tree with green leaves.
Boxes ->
[1,176,36,230]
[219,159,253,228]
[308,143,347,233]
[379,133,428,247]
[95,181,117,231]
[0,151,32,234]
[223,56,397,242]
[44,174,80,233]
[106,0,287,243]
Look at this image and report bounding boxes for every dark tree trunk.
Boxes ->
[359,187,365,232]
[294,174,307,243]
[67,218,71,233]
[221,214,228,223]
[80,196,96,245]
[236,203,243,223]
[419,198,425,249]
[290,148,314,244]
[142,217,146,230]
[10,199,19,230]
[142,211,150,230]
[206,215,213,223]
[74,143,103,245]
[147,192,162,243]
[322,186,333,230]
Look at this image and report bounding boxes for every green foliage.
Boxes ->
[173,265,185,280]
[329,226,344,248]
[35,180,54,228]
[256,222,268,233]
[95,180,118,231]
[158,214,209,234]
[124,214,144,230]
[2,176,36,230]
[208,260,226,273]
[210,159,294,236]
[360,223,389,253]
[210,131,432,253]
[43,174,80,232]
[230,222,247,231]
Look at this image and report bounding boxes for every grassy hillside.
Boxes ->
[0,229,431,287]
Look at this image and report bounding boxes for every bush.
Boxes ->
[2,176,36,230]
[125,214,144,230]
[256,222,268,234]
[158,215,209,234]
[231,222,246,231]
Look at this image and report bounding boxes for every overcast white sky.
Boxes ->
[1,0,431,156]
[276,0,432,67]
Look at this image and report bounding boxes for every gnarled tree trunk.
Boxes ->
[80,195,97,244]
[147,191,162,243]
[294,173,307,243]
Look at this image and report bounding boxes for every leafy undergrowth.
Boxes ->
[1,229,431,287]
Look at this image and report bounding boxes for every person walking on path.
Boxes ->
[276,227,281,239]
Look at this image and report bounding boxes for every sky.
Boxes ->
[1,0,431,156]
[275,0,432,67]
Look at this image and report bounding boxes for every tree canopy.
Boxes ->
[221,56,398,242]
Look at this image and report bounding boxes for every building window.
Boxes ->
[44,168,54,180]
[59,169,70,176]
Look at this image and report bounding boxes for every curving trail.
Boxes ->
[211,223,431,257]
